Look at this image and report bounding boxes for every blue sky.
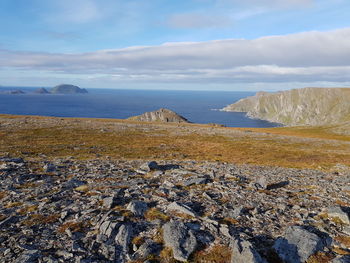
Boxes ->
[1,0,350,90]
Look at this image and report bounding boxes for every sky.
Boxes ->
[0,0,350,91]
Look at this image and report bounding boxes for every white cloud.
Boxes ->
[1,28,350,84]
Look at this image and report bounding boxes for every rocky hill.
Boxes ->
[33,88,49,94]
[50,84,88,94]
[222,88,350,127]
[128,108,190,123]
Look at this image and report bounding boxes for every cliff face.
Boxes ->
[128,108,189,123]
[222,88,350,126]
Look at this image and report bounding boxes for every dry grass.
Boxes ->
[22,214,60,226]
[192,244,232,263]
[145,208,170,222]
[1,115,350,170]
[335,235,350,248]
[57,221,90,233]
[306,252,335,263]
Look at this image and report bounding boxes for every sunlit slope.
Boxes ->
[222,88,350,130]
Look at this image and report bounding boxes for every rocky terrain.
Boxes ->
[0,156,350,262]
[50,84,88,94]
[222,88,350,130]
[128,108,189,123]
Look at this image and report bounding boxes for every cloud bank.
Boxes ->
[1,28,350,84]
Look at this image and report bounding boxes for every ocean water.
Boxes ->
[0,88,279,128]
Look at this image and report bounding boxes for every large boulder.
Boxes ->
[231,237,267,263]
[273,226,332,263]
[162,220,197,262]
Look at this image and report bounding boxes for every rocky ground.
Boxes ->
[1,156,350,262]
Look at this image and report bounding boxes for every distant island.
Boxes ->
[0,84,88,95]
[50,84,88,94]
[222,87,350,127]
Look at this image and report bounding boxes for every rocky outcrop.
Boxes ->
[222,87,350,126]
[128,108,190,123]
[1,157,349,262]
[50,84,88,94]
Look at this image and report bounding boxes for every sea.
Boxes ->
[0,87,279,128]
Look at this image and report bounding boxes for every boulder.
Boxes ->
[231,237,267,263]
[163,220,197,262]
[273,226,332,263]
[126,200,148,216]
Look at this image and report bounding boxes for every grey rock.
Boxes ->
[43,163,56,172]
[167,202,196,218]
[99,243,116,261]
[227,206,244,218]
[132,239,161,260]
[103,196,117,209]
[254,175,267,189]
[15,250,41,263]
[64,179,87,189]
[231,237,267,263]
[273,226,332,263]
[115,224,133,263]
[140,161,159,172]
[331,255,350,263]
[126,200,148,216]
[163,220,197,262]
[183,177,208,187]
[327,206,350,225]
[99,220,119,240]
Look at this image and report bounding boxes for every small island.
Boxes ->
[50,84,88,94]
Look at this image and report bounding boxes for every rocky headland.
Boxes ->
[128,108,190,123]
[222,88,350,129]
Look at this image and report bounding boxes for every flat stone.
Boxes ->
[167,202,197,218]
[163,220,197,262]
[183,177,208,187]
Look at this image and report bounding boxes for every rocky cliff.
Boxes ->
[128,108,190,123]
[222,87,350,126]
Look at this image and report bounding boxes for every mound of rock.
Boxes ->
[128,108,190,123]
